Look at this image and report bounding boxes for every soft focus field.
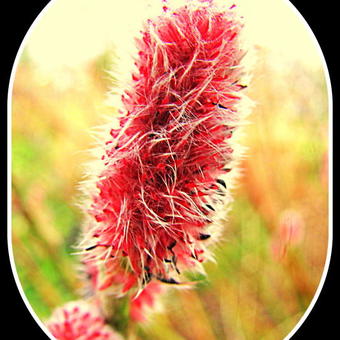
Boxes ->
[11,7,329,340]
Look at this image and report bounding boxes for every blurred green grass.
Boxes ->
[11,45,329,340]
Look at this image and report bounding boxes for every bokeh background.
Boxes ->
[10,0,330,339]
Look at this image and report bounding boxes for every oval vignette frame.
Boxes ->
[8,0,332,339]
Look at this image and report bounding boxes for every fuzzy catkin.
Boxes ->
[80,0,248,291]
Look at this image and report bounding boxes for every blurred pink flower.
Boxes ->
[278,210,304,245]
[46,301,122,340]
[271,210,305,260]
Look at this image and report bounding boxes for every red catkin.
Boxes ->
[80,0,247,291]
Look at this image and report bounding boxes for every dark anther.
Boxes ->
[114,145,119,150]
[157,277,179,284]
[85,245,97,251]
[217,192,226,197]
[199,233,211,240]
[164,258,172,263]
[206,204,215,211]
[168,241,177,250]
[217,178,227,188]
[143,266,153,284]
[172,255,181,274]
[222,168,232,173]
[218,103,228,109]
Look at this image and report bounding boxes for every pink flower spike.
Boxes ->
[79,0,249,292]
